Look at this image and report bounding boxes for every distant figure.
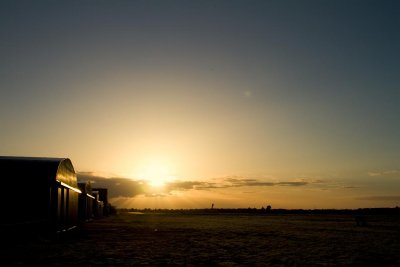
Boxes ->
[211,203,214,209]
[355,215,367,226]
[266,205,272,213]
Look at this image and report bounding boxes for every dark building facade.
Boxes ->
[0,156,81,232]
[78,181,95,221]
[92,188,110,216]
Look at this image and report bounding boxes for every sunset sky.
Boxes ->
[1,0,399,209]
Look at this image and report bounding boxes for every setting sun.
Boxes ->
[138,160,175,187]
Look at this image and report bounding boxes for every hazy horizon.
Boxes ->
[1,0,399,209]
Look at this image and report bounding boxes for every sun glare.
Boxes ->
[139,161,175,188]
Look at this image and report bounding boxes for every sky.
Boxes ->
[1,0,399,209]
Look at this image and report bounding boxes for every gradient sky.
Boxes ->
[1,0,399,209]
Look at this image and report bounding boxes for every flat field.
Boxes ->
[2,212,400,266]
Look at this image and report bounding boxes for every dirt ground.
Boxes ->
[2,212,400,266]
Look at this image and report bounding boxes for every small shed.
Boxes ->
[0,156,81,232]
[92,188,110,216]
[92,191,104,218]
[78,181,95,221]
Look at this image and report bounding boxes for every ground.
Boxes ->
[2,212,400,266]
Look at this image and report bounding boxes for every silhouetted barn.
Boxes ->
[0,156,81,232]
[92,191,104,218]
[92,188,110,216]
[78,182,95,221]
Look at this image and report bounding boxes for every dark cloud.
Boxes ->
[226,178,275,187]
[343,186,359,189]
[276,182,308,186]
[237,181,276,187]
[224,177,258,183]
[164,178,310,190]
[166,181,206,190]
[77,172,147,198]
[166,181,227,190]
[77,172,313,199]
[195,183,222,189]
[356,196,400,201]
[220,177,309,187]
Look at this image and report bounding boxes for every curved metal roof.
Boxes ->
[0,156,78,188]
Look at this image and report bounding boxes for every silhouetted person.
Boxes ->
[211,203,214,209]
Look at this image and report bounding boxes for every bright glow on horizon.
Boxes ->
[137,160,175,187]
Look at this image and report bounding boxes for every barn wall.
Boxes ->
[0,157,82,233]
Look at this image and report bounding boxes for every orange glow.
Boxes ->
[138,160,175,188]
